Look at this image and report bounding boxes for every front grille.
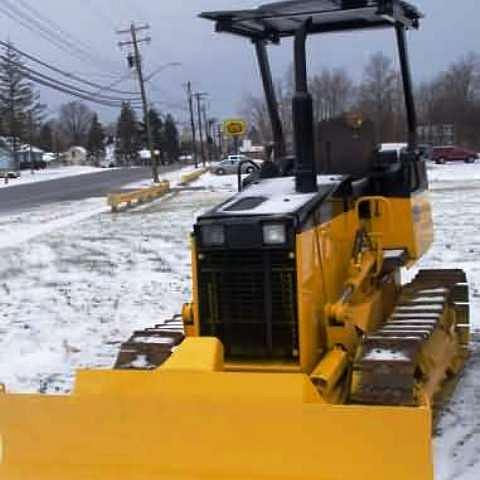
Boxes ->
[198,249,298,360]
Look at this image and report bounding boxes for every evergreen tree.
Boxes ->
[148,108,164,151]
[0,42,44,165]
[87,114,106,158]
[38,122,54,152]
[146,108,166,165]
[164,114,179,163]
[116,102,139,163]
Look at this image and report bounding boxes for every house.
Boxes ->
[17,145,46,168]
[0,145,18,178]
[63,146,88,166]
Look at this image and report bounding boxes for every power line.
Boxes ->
[0,0,120,74]
[0,48,142,107]
[0,3,92,66]
[1,0,114,68]
[92,71,137,97]
[16,0,119,70]
[144,62,181,82]
[14,62,142,104]
[22,71,135,108]
[0,41,138,96]
[0,51,140,104]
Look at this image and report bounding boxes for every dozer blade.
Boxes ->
[0,339,434,480]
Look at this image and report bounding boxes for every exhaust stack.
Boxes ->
[294,20,317,194]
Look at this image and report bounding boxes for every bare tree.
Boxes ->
[417,52,480,147]
[241,50,480,151]
[58,101,95,147]
[239,94,272,144]
[239,66,295,151]
[357,52,400,142]
[311,67,354,121]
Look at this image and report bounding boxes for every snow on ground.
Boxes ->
[0,164,479,478]
[427,161,480,183]
[0,166,104,188]
[0,171,235,393]
[0,166,209,251]
[420,163,480,480]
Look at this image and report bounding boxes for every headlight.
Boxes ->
[201,225,225,246]
[262,223,287,245]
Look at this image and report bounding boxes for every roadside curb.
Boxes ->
[107,181,170,212]
[107,168,207,213]
[178,167,208,186]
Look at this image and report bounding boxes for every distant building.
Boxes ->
[17,145,45,167]
[0,145,18,178]
[0,136,44,168]
[417,124,456,146]
[240,139,265,160]
[63,146,88,166]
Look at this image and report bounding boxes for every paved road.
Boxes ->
[0,166,177,214]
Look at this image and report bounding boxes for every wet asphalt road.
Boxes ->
[0,166,176,214]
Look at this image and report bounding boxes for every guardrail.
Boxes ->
[107,168,208,213]
[107,181,170,212]
[179,167,208,185]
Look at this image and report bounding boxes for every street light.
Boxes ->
[144,62,182,83]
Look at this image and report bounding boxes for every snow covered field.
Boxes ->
[422,163,480,480]
[0,164,478,478]
[0,171,235,393]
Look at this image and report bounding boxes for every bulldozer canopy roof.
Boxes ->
[200,0,422,42]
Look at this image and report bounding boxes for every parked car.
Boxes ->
[210,156,259,175]
[0,169,20,179]
[98,158,117,168]
[431,146,478,164]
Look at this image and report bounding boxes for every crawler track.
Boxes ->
[350,269,469,406]
[114,315,185,370]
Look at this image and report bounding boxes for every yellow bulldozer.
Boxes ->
[0,1,470,479]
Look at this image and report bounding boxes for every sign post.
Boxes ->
[223,119,247,155]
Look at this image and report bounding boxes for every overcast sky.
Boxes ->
[0,0,478,126]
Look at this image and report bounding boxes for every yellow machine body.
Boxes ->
[0,3,466,478]
[0,338,433,480]
[187,192,434,372]
[0,191,442,480]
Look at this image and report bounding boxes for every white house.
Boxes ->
[63,146,88,166]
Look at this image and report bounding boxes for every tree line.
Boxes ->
[0,41,180,164]
[243,51,480,150]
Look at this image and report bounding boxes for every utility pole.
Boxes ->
[217,124,224,158]
[202,104,210,162]
[186,82,198,168]
[193,92,208,167]
[28,111,34,174]
[117,23,159,183]
[208,119,217,160]
[9,95,17,173]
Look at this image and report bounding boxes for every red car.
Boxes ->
[432,145,478,164]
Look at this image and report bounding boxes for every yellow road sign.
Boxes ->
[224,119,247,137]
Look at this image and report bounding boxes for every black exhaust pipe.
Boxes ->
[293,20,317,194]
